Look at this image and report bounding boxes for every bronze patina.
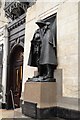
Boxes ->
[28,20,57,82]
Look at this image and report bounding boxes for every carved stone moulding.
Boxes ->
[4,0,36,20]
[10,36,24,49]
[8,15,25,31]
[4,1,28,20]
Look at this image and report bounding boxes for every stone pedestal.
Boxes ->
[22,82,57,119]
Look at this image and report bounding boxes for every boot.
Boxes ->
[33,65,41,78]
[43,64,53,80]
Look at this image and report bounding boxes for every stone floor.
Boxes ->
[0,108,65,120]
[0,108,28,119]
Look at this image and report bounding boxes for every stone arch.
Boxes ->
[6,45,24,109]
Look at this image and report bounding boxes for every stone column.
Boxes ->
[2,25,8,105]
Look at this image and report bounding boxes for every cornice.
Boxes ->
[4,0,36,20]
[4,1,28,20]
[8,13,26,31]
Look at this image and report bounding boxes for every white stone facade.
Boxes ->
[0,0,79,111]
[0,0,8,27]
[23,0,80,110]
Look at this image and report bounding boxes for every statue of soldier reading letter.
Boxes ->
[28,20,57,82]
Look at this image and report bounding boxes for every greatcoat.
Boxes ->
[39,25,57,65]
[28,21,57,67]
[28,29,41,67]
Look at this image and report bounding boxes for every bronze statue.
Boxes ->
[28,29,41,67]
[28,20,57,82]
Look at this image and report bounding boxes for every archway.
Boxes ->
[7,45,24,109]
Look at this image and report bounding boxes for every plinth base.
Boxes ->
[22,82,57,118]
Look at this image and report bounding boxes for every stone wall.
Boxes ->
[57,1,78,98]
[0,0,8,27]
[23,1,79,110]
[78,1,80,111]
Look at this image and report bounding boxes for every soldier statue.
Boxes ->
[28,20,57,82]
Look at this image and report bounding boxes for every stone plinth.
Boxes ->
[22,82,57,118]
